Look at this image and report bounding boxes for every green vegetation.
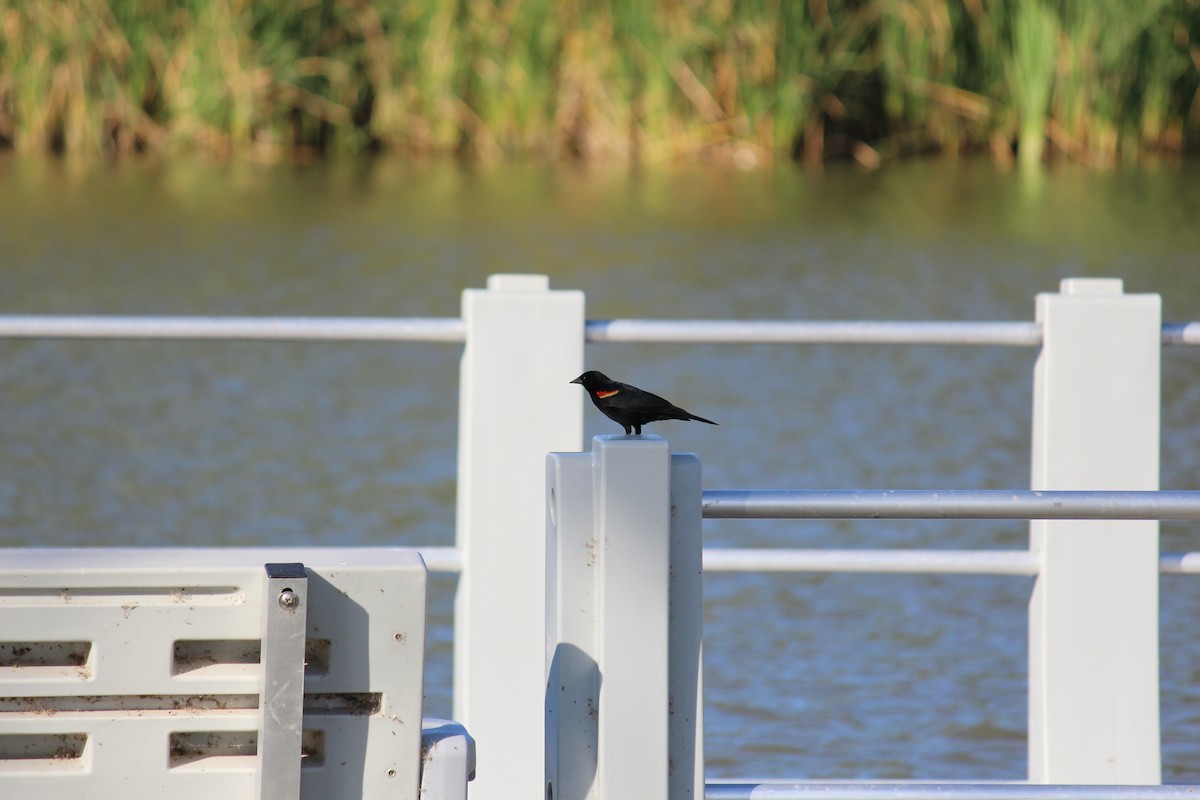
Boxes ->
[1,0,1197,166]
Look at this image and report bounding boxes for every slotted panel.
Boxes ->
[0,548,427,800]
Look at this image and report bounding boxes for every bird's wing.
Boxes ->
[614,384,684,413]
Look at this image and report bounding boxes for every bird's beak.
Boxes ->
[570,376,582,385]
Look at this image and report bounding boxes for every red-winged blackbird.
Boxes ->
[571,370,718,435]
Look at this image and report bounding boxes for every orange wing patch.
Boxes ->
[596,389,620,399]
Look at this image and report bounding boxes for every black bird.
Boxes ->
[571,370,718,435]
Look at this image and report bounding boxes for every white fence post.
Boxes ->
[546,435,704,800]
[546,449,599,800]
[1028,278,1162,783]
[456,274,585,800]
[669,451,705,800]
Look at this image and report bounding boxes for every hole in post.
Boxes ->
[305,639,331,675]
[173,640,259,674]
[0,641,91,668]
[169,731,257,767]
[166,727,328,768]
[301,729,325,767]
[172,639,330,676]
[0,733,87,761]
[302,692,381,715]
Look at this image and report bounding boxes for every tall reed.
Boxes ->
[1003,0,1059,170]
[0,0,1196,165]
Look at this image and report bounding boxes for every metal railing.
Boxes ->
[701,548,1200,576]
[547,437,1200,800]
[701,547,1040,575]
[705,784,1200,800]
[3,275,1194,799]
[699,490,1200,576]
[586,319,1045,345]
[419,490,1200,577]
[0,314,467,341]
[3,314,1200,346]
[701,489,1200,519]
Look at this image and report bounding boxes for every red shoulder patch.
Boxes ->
[596,389,620,399]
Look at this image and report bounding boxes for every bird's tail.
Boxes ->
[689,413,718,426]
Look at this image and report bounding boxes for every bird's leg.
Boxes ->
[633,424,642,435]
[622,424,632,435]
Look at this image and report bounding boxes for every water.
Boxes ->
[2,155,1199,781]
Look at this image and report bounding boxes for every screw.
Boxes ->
[278,589,300,609]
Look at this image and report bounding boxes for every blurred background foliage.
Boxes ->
[0,0,1197,166]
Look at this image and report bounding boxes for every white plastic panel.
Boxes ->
[0,547,427,800]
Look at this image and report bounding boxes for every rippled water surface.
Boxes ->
[2,156,1199,781]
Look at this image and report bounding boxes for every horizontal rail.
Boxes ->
[418,547,464,574]
[426,546,1200,576]
[0,315,466,341]
[591,320,1200,346]
[1162,322,1200,345]
[586,320,1044,345]
[705,783,1200,800]
[1157,551,1200,574]
[703,490,1200,520]
[3,315,1196,345]
[703,549,1038,575]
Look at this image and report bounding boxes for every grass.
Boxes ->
[0,0,1197,166]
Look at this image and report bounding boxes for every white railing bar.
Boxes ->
[421,546,1200,576]
[2,316,1196,346]
[705,783,1200,800]
[417,547,463,574]
[703,548,1038,575]
[1162,322,1200,345]
[1158,551,1200,574]
[586,319,1044,345]
[703,490,1200,520]
[0,315,467,341]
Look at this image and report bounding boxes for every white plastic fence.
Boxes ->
[0,547,474,800]
[545,439,1200,800]
[4,275,1198,800]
